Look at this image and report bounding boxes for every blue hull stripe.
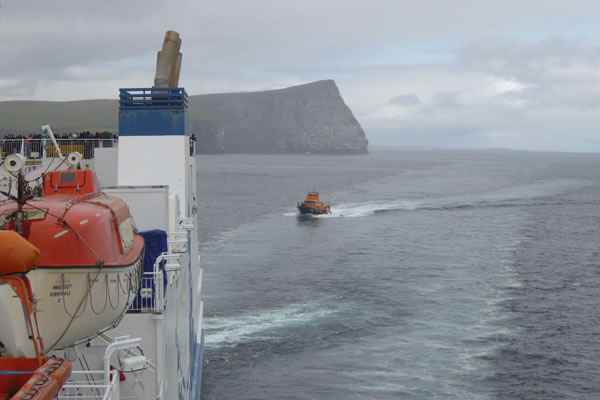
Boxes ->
[191,330,204,400]
[298,206,328,215]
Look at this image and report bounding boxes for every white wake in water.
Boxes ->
[330,200,418,217]
[204,301,340,349]
[284,178,590,218]
[283,200,418,218]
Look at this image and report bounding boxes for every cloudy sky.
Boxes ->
[2,1,600,151]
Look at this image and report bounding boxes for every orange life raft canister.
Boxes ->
[0,230,42,274]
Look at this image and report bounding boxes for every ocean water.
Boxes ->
[197,148,600,400]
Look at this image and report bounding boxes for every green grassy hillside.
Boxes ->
[0,97,216,134]
[0,99,118,134]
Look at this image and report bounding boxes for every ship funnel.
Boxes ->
[154,30,182,88]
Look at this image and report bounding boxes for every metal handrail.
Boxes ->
[119,88,188,110]
[129,270,166,314]
[0,138,118,160]
[58,370,117,400]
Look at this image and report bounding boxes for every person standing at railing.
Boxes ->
[189,134,196,156]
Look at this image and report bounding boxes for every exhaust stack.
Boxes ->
[154,30,182,88]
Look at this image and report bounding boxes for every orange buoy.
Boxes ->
[0,231,42,275]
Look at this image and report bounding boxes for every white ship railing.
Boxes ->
[60,336,144,400]
[128,273,158,313]
[128,271,165,314]
[0,138,118,160]
[57,370,119,400]
[127,248,182,314]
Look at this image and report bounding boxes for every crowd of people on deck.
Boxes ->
[0,131,119,159]
[1,131,118,140]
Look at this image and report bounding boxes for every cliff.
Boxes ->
[0,80,368,154]
[189,80,368,154]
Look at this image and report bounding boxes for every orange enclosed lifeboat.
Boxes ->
[0,169,144,357]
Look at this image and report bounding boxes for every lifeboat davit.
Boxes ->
[297,190,331,215]
[0,231,72,400]
[0,169,144,357]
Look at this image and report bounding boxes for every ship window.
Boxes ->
[118,218,135,253]
[59,172,77,184]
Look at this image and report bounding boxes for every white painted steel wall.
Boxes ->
[103,186,169,232]
[109,134,200,399]
[94,148,118,187]
[118,136,191,217]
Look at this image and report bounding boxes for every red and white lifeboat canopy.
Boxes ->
[0,170,143,267]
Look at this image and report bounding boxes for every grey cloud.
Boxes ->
[5,0,600,79]
[0,0,179,98]
[0,79,38,98]
[456,38,600,110]
[458,37,600,83]
[389,94,421,106]
[368,103,600,152]
[431,92,460,107]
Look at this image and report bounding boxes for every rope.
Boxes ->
[20,358,64,400]
[19,386,40,400]
[50,254,143,351]
[88,274,108,315]
[118,272,128,294]
[48,262,104,352]
[61,273,87,319]
[107,273,120,310]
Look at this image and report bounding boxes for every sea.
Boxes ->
[197,148,600,400]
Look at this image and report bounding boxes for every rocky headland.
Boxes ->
[0,80,368,154]
[190,80,368,154]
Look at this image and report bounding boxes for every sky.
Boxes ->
[2,1,600,152]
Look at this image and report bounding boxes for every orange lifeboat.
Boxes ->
[0,169,144,357]
[297,190,331,215]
